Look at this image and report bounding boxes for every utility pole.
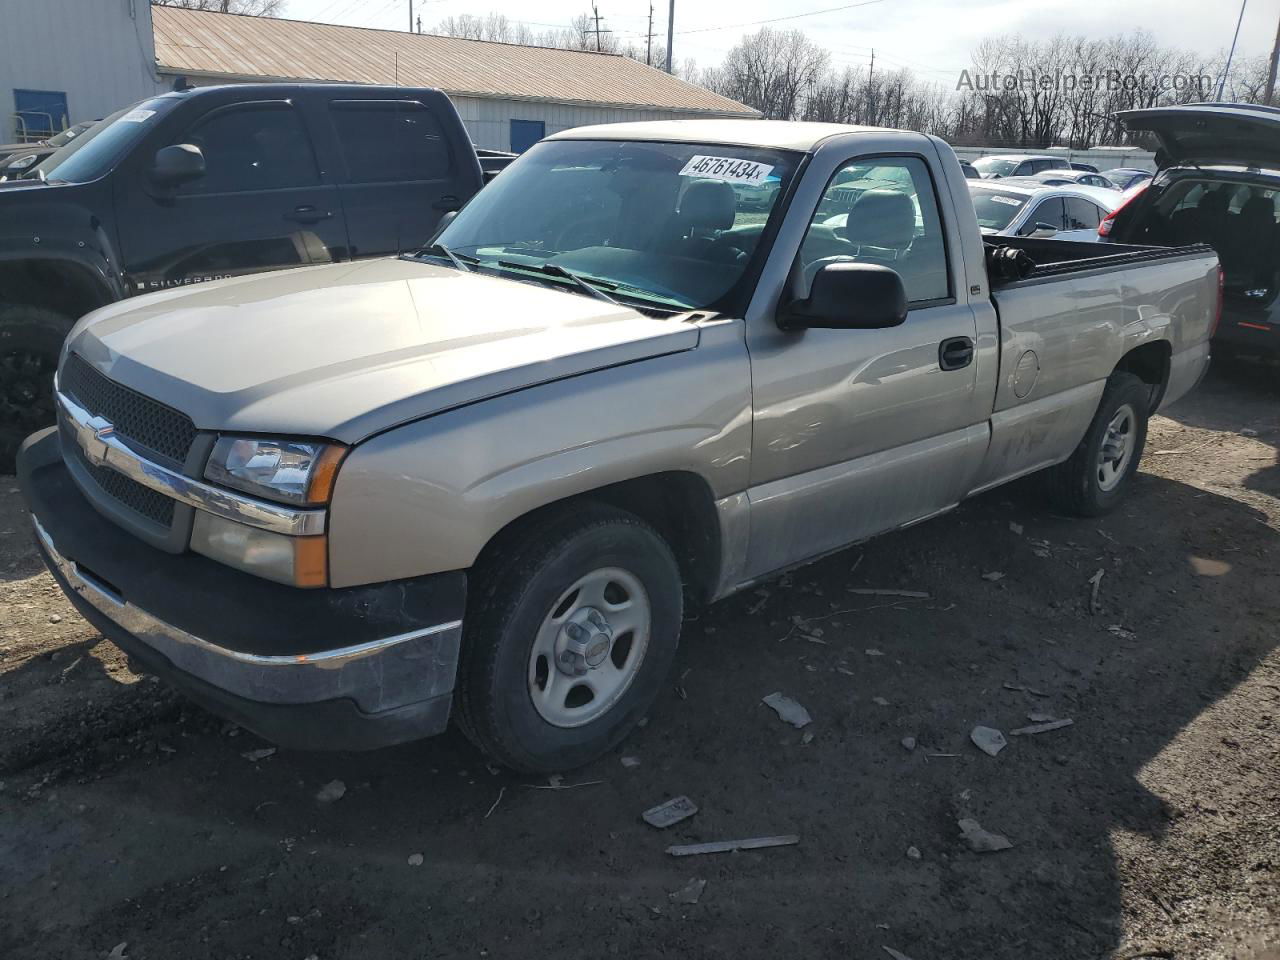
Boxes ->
[1216,0,1248,101]
[416,15,422,34]
[1265,8,1280,105]
[646,3,655,67]
[408,0,413,33]
[666,0,674,73]
[589,5,612,52]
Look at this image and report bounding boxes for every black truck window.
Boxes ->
[329,101,452,183]
[179,102,319,195]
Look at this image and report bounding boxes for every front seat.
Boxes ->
[673,179,739,261]
[1230,194,1278,287]
[841,188,916,262]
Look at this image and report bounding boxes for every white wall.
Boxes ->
[449,95,746,152]
[0,0,157,141]
[951,145,1157,173]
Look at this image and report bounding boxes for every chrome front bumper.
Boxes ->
[33,515,462,715]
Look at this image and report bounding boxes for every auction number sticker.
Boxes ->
[119,108,157,123]
[679,155,774,185]
[989,195,1023,206]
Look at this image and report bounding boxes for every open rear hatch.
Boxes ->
[1116,104,1280,171]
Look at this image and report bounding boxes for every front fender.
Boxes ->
[327,321,751,588]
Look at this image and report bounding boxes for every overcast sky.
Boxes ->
[284,0,1277,83]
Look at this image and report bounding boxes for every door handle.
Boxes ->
[432,195,461,212]
[938,336,974,371]
[285,205,332,224]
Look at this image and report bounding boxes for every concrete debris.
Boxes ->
[906,845,922,860]
[1027,711,1056,723]
[1010,719,1074,736]
[865,648,885,657]
[848,588,930,599]
[801,731,814,745]
[970,726,1008,757]
[107,944,128,960]
[1009,522,1023,535]
[901,736,917,752]
[1088,569,1105,614]
[958,817,1013,852]
[407,852,424,866]
[241,747,276,762]
[669,878,707,905]
[1108,624,1137,640]
[1240,427,1259,437]
[620,756,641,768]
[48,614,63,624]
[315,779,346,803]
[882,947,917,960]
[642,795,698,829]
[872,696,890,707]
[762,692,812,728]
[981,571,1005,582]
[666,835,799,857]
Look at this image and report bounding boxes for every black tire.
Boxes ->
[0,304,73,474]
[455,503,684,773]
[1046,371,1150,517]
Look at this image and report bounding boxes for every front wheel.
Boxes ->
[455,503,684,773]
[1045,371,1150,517]
[0,304,73,473]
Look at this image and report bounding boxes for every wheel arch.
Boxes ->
[1114,339,1172,410]
[473,471,724,609]
[0,256,114,325]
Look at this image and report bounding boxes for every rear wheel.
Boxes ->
[455,503,684,773]
[1046,371,1150,517]
[0,305,72,473]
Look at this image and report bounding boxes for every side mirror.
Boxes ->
[1019,221,1059,238]
[151,143,205,187]
[780,262,908,330]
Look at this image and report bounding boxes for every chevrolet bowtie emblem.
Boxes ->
[82,415,115,467]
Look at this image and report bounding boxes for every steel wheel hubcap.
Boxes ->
[1097,404,1135,492]
[528,567,650,728]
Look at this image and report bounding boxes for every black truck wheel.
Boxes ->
[1046,371,1151,517]
[0,305,72,473]
[455,503,684,773]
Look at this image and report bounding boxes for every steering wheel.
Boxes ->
[552,215,613,251]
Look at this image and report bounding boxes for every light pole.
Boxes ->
[1216,0,1248,101]
[666,0,675,74]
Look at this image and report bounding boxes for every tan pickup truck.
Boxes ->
[19,120,1219,771]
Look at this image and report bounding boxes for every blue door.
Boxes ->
[13,89,68,141]
[509,119,545,153]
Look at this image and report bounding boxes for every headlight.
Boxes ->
[7,154,36,170]
[205,437,346,505]
[191,512,327,588]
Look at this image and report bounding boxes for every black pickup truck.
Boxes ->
[0,83,484,469]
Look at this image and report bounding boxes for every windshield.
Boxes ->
[32,99,173,184]
[969,187,1028,230]
[973,157,1018,177]
[433,139,801,311]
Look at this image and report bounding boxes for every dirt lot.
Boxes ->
[1,360,1277,960]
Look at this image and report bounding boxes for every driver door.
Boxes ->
[742,152,988,580]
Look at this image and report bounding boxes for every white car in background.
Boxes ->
[967,180,1122,241]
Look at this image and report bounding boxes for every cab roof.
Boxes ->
[547,119,919,152]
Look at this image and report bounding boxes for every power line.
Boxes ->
[675,0,887,36]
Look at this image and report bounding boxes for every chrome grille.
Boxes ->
[83,456,177,528]
[60,353,197,464]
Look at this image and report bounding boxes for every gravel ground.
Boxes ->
[0,359,1276,960]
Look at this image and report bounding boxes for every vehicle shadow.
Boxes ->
[1,468,1275,960]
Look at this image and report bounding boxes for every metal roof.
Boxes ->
[151,7,759,117]
[551,118,914,151]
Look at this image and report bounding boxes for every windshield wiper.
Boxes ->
[415,243,478,272]
[495,260,620,305]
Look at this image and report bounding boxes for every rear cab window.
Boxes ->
[329,100,453,183]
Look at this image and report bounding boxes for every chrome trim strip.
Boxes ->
[33,516,463,711]
[58,390,326,537]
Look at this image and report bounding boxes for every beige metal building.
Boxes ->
[148,7,758,152]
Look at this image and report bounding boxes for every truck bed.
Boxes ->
[984,236,1215,285]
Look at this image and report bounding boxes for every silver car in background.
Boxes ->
[969,179,1122,241]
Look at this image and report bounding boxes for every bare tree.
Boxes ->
[153,0,285,15]
[703,28,829,119]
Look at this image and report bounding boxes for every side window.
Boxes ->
[799,154,949,304]
[329,101,452,183]
[1020,197,1066,235]
[1065,198,1101,230]
[179,103,318,195]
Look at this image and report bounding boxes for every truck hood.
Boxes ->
[66,258,701,443]
[1116,104,1280,170]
